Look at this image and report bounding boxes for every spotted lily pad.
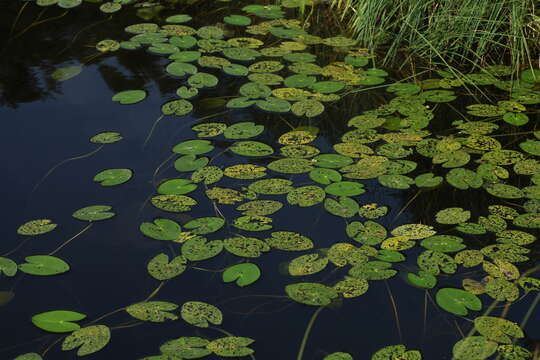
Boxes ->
[233,215,272,231]
[161,100,193,116]
[371,345,422,360]
[17,219,57,236]
[453,336,497,360]
[324,196,359,218]
[224,122,264,139]
[435,207,471,224]
[180,301,222,328]
[61,325,111,356]
[224,237,270,257]
[184,217,225,235]
[207,337,255,357]
[181,238,223,261]
[285,282,338,306]
[151,195,197,212]
[160,337,211,358]
[146,253,187,281]
[126,301,178,322]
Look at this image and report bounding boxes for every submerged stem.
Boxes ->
[48,222,93,256]
[31,145,104,195]
[142,114,164,149]
[296,306,324,360]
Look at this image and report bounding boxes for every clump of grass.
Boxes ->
[330,0,539,72]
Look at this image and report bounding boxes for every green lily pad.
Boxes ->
[309,168,342,185]
[268,158,313,174]
[513,213,540,228]
[93,168,133,186]
[325,181,365,196]
[61,325,111,356]
[313,154,353,168]
[170,51,201,63]
[151,195,197,212]
[248,178,294,194]
[182,238,223,261]
[157,179,197,195]
[310,81,345,94]
[197,25,225,40]
[346,221,387,245]
[291,99,325,117]
[421,235,466,252]
[223,64,249,76]
[173,140,214,155]
[166,62,198,77]
[324,196,359,218]
[51,66,82,81]
[14,353,43,360]
[256,97,292,113]
[140,218,182,241]
[485,183,524,199]
[166,14,192,23]
[485,278,520,301]
[286,282,338,306]
[324,352,353,360]
[223,263,261,287]
[126,301,178,322]
[418,250,456,275]
[161,99,193,116]
[112,90,146,104]
[181,301,222,328]
[170,35,197,48]
[371,345,422,360]
[239,82,272,99]
[184,217,225,235]
[224,122,264,139]
[414,173,443,188]
[125,23,159,34]
[17,219,57,236]
[174,155,209,172]
[72,205,115,221]
[378,174,414,189]
[406,270,437,289]
[224,14,252,26]
[436,288,482,316]
[32,310,86,333]
[19,255,70,276]
[207,337,255,357]
[224,237,270,257]
[503,112,529,126]
[446,168,483,190]
[519,140,540,156]
[237,200,283,216]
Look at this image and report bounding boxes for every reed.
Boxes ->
[330,0,539,72]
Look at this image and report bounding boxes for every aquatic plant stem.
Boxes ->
[144,281,167,301]
[9,2,29,37]
[296,306,324,360]
[11,10,69,41]
[142,115,164,149]
[384,280,403,342]
[31,145,104,195]
[48,222,93,256]
[56,16,113,57]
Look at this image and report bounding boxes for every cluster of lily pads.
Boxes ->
[6,2,540,360]
[35,0,136,13]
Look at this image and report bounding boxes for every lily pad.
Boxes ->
[157,179,197,195]
[207,337,255,357]
[453,336,497,360]
[140,219,181,241]
[126,301,178,322]
[18,255,69,276]
[174,155,209,172]
[147,253,186,280]
[32,310,86,333]
[51,66,82,81]
[224,237,270,257]
[61,325,111,356]
[93,168,133,186]
[17,219,57,236]
[161,100,193,116]
[324,196,359,218]
[151,195,197,212]
[72,205,115,221]
[181,301,222,328]
[285,282,338,306]
[224,122,264,139]
[112,90,146,104]
[182,237,223,261]
[436,288,482,316]
[287,185,326,207]
[184,217,225,235]
[223,263,261,287]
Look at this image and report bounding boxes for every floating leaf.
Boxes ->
[313,154,353,168]
[285,282,338,306]
[61,325,111,356]
[236,200,283,216]
[147,253,186,280]
[112,90,146,105]
[181,238,223,261]
[32,310,86,333]
[161,100,193,116]
[378,174,414,189]
[17,219,57,236]
[126,302,178,322]
[160,337,211,359]
[287,185,325,207]
[72,205,115,221]
[151,195,197,212]
[349,261,397,280]
[90,132,122,144]
[324,181,365,196]
[166,62,198,77]
[173,140,214,155]
[371,345,422,360]
[288,253,328,276]
[224,14,251,26]
[436,288,482,315]
[207,337,255,357]
[18,255,69,276]
[140,218,182,241]
[453,336,497,360]
[14,354,42,360]
[485,278,519,301]
[324,352,353,360]
[93,168,132,186]
[324,196,359,218]
[174,155,209,172]
[446,168,483,190]
[435,207,471,224]
[406,271,437,289]
[166,14,192,23]
[157,179,197,195]
[188,72,219,88]
[181,301,222,328]
[224,122,264,139]
[184,217,225,235]
[233,215,272,231]
[249,178,293,194]
[347,221,387,245]
[266,231,313,251]
[224,237,270,258]
[0,257,17,277]
[52,66,82,81]
[474,316,524,344]
[223,263,261,287]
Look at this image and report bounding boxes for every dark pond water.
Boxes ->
[1,2,540,360]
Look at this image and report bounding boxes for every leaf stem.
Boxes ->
[296,306,324,360]
[48,222,93,256]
